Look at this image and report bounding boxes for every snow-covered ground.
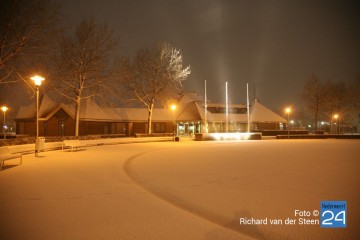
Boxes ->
[0,139,359,239]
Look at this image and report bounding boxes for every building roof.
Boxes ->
[16,93,286,123]
[250,100,287,123]
[177,95,285,123]
[16,94,174,122]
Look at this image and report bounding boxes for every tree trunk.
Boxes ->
[147,100,154,134]
[314,103,318,131]
[75,95,81,137]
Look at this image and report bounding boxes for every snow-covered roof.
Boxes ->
[16,94,173,122]
[250,100,287,123]
[176,96,284,123]
[16,103,36,119]
[16,93,286,123]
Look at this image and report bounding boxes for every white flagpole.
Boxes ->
[226,82,229,132]
[247,83,250,132]
[204,80,208,133]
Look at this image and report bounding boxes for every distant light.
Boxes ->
[31,75,45,86]
[308,125,311,128]
[321,121,325,125]
[171,104,176,111]
[285,107,291,114]
[1,106,8,113]
[333,114,339,119]
[290,120,294,124]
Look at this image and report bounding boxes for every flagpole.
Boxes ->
[247,83,250,132]
[204,80,208,133]
[226,82,229,132]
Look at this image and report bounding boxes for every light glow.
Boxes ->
[1,106,8,113]
[171,104,176,111]
[209,132,252,141]
[31,75,45,86]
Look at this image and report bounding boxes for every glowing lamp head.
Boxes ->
[333,114,339,119]
[31,75,45,86]
[171,105,177,111]
[1,106,8,113]
[285,107,291,114]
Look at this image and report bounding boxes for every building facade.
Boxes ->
[15,93,287,137]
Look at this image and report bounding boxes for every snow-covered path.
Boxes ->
[0,139,359,239]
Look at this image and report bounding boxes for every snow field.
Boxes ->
[1,139,359,239]
[125,140,360,240]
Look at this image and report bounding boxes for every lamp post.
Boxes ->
[31,75,45,156]
[333,114,339,134]
[290,120,294,130]
[285,107,291,138]
[171,104,177,142]
[321,121,325,132]
[1,106,8,139]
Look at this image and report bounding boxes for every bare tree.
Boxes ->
[348,75,360,111]
[52,18,117,136]
[302,74,328,131]
[117,43,191,134]
[326,80,353,133]
[0,0,60,86]
[347,76,360,132]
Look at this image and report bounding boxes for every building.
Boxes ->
[15,93,287,136]
[175,92,287,134]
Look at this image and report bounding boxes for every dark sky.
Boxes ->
[47,0,360,112]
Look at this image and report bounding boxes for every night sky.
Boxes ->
[2,0,360,119]
[61,0,360,113]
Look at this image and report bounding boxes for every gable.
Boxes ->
[177,102,202,121]
[250,100,287,123]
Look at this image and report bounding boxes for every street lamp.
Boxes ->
[1,106,8,139]
[171,104,177,142]
[285,107,291,138]
[31,75,45,156]
[290,120,294,130]
[333,114,339,134]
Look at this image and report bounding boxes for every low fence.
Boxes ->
[0,134,127,147]
[253,130,309,136]
[276,134,360,139]
[4,135,173,154]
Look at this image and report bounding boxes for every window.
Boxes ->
[154,123,166,133]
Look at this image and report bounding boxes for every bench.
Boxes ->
[0,146,22,170]
[62,140,87,152]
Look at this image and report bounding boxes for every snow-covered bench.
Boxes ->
[0,146,22,170]
[62,140,87,152]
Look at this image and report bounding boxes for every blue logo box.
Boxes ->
[320,201,347,228]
